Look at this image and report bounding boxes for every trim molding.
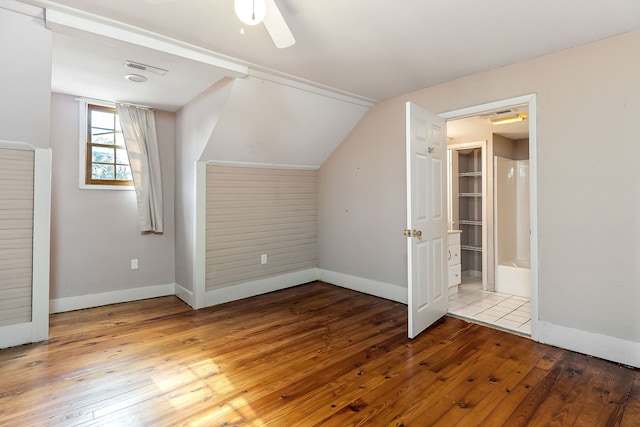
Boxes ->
[539,321,640,368]
[32,148,51,341]
[50,283,176,314]
[194,161,207,309]
[0,0,44,18]
[174,283,195,308]
[44,8,247,77]
[205,268,319,307]
[318,269,408,304]
[0,323,33,349]
[206,159,319,171]
[248,69,377,108]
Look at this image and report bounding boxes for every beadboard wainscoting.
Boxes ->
[205,165,318,297]
[0,145,51,349]
[0,148,34,328]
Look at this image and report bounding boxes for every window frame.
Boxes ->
[78,99,134,190]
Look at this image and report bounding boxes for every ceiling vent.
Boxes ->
[124,60,168,76]
[479,109,514,119]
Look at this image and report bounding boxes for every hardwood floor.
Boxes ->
[1,282,638,426]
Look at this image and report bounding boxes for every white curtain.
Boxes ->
[116,103,163,233]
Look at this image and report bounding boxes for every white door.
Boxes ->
[406,102,448,339]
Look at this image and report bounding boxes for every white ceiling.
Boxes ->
[18,0,640,110]
[51,31,232,112]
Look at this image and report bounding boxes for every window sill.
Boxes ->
[79,183,135,191]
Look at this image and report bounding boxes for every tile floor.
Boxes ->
[448,281,531,336]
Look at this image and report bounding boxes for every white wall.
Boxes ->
[318,30,640,362]
[0,5,51,148]
[174,79,234,303]
[49,93,175,307]
[202,75,371,168]
[495,156,530,264]
[319,99,407,287]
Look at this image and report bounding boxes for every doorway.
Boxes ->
[441,96,537,339]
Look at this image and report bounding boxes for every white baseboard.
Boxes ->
[318,269,407,304]
[174,283,195,308]
[205,268,319,307]
[539,320,640,368]
[50,283,176,313]
[0,322,33,349]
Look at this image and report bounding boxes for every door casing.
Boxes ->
[440,94,539,341]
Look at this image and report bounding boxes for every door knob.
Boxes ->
[404,229,422,238]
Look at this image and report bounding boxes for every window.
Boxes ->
[85,104,133,186]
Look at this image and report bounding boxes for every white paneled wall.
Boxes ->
[206,166,317,291]
[0,149,34,327]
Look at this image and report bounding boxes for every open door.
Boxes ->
[406,102,448,339]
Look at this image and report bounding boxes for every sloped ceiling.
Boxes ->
[200,74,370,168]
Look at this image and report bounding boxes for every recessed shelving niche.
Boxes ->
[456,147,483,277]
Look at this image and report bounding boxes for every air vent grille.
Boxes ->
[479,109,514,119]
[124,60,168,76]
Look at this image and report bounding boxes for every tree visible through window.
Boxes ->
[86,104,133,186]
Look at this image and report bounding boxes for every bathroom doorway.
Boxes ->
[444,102,533,336]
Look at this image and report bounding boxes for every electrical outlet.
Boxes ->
[131,259,139,270]
[261,254,267,265]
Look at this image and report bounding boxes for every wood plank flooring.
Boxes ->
[0,281,638,426]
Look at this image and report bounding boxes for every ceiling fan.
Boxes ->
[149,0,295,49]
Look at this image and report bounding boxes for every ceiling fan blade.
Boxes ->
[263,0,295,48]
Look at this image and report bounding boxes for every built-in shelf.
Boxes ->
[452,146,484,279]
[459,220,482,226]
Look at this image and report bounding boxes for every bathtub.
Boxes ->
[495,259,530,298]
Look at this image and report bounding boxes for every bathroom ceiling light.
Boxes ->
[490,114,528,126]
[124,74,148,83]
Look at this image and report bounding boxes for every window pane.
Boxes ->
[92,146,115,163]
[115,148,129,165]
[92,131,115,145]
[116,165,132,181]
[92,164,114,180]
[115,115,122,131]
[115,132,125,146]
[91,110,115,130]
